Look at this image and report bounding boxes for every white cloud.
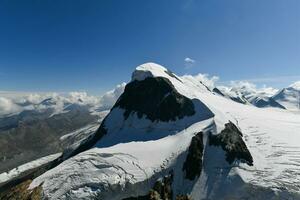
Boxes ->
[218,81,278,98]
[100,83,126,109]
[184,57,196,69]
[2,72,293,118]
[181,73,219,90]
[184,57,195,64]
[229,81,257,96]
[0,97,22,116]
[0,82,128,118]
[68,92,100,106]
[0,92,99,117]
[181,73,277,99]
[257,86,279,97]
[194,74,219,89]
[26,93,47,104]
[184,57,196,63]
[226,75,300,85]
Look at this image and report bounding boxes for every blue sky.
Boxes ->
[0,0,299,95]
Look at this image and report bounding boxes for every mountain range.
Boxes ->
[214,81,300,110]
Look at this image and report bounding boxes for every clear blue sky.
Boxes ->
[0,0,299,94]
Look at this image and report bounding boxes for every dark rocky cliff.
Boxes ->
[209,121,253,166]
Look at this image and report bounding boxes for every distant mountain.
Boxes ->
[247,96,286,109]
[272,82,300,111]
[213,84,287,109]
[3,63,300,200]
[213,87,250,104]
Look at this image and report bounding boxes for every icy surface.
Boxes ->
[196,92,300,195]
[0,153,61,186]
[30,119,214,200]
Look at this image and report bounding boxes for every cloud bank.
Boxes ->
[0,83,127,117]
[99,83,126,110]
[218,81,278,98]
[1,72,299,117]
[0,97,22,116]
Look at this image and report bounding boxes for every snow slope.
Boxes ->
[28,63,300,199]
[193,89,300,198]
[30,119,214,200]
[0,153,62,187]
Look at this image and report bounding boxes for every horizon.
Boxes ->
[0,61,299,97]
[0,0,300,95]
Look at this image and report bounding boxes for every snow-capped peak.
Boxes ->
[131,62,182,82]
[289,81,300,90]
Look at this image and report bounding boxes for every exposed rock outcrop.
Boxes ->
[209,122,253,166]
[251,97,285,109]
[175,195,191,200]
[183,132,204,180]
[114,77,195,122]
[212,87,225,96]
[0,180,42,200]
[123,172,173,200]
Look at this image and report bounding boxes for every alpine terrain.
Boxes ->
[1,63,300,200]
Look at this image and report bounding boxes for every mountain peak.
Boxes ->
[132,62,182,83]
[289,81,300,90]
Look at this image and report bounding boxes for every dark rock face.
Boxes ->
[0,180,42,200]
[123,195,150,200]
[230,96,248,104]
[254,97,285,109]
[199,81,211,92]
[213,88,225,96]
[209,122,253,166]
[175,195,191,200]
[183,132,204,180]
[114,77,195,122]
[123,172,173,200]
[151,172,173,200]
[272,87,297,102]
